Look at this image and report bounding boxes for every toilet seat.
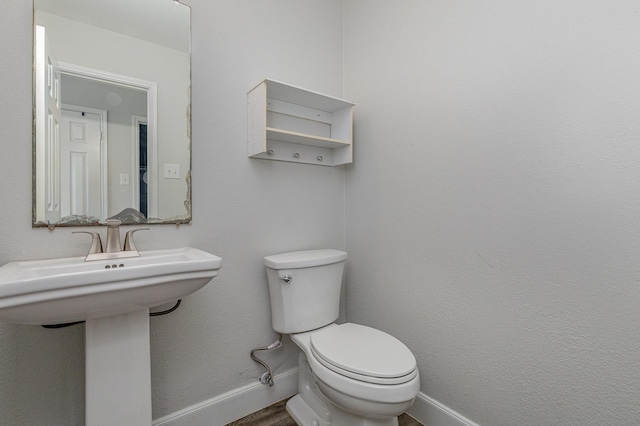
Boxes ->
[310,323,418,385]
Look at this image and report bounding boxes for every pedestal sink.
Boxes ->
[0,247,222,426]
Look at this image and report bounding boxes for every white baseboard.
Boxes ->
[152,368,298,426]
[153,369,479,426]
[407,391,481,426]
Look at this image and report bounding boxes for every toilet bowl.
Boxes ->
[264,250,420,426]
[290,323,420,425]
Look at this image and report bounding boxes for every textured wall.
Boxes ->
[0,1,345,424]
[343,1,640,425]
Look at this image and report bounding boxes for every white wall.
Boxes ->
[0,0,344,424]
[343,1,640,425]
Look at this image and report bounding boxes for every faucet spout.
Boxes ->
[105,219,122,253]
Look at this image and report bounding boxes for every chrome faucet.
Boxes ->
[73,219,149,262]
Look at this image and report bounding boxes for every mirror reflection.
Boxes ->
[33,0,191,227]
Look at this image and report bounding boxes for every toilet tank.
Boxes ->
[264,249,347,334]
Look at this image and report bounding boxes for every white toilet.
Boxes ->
[264,249,420,426]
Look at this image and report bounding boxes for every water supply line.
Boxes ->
[250,333,283,386]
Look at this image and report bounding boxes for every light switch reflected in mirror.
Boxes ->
[32,0,191,227]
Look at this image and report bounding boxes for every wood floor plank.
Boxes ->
[225,398,423,426]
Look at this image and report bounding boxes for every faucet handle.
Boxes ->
[123,228,150,252]
[72,231,103,254]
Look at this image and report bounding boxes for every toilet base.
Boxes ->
[287,394,331,426]
[287,393,399,426]
[288,352,401,426]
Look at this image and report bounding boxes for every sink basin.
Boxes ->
[0,247,222,325]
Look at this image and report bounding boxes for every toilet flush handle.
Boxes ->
[280,274,293,284]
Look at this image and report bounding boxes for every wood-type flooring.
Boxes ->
[225,397,423,426]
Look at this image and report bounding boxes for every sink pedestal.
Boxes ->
[85,308,152,425]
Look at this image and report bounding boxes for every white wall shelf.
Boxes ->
[248,79,354,166]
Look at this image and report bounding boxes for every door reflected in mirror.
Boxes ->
[33,0,191,227]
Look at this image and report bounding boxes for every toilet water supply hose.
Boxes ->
[250,334,283,387]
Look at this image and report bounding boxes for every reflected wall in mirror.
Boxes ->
[33,0,191,227]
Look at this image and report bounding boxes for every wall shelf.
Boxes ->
[248,79,354,166]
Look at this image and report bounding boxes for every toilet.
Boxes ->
[264,249,420,426]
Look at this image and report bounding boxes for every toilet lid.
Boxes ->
[310,323,417,385]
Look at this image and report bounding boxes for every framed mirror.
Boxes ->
[32,0,191,227]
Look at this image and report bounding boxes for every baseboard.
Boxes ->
[152,368,298,426]
[152,368,479,426]
[407,391,481,426]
